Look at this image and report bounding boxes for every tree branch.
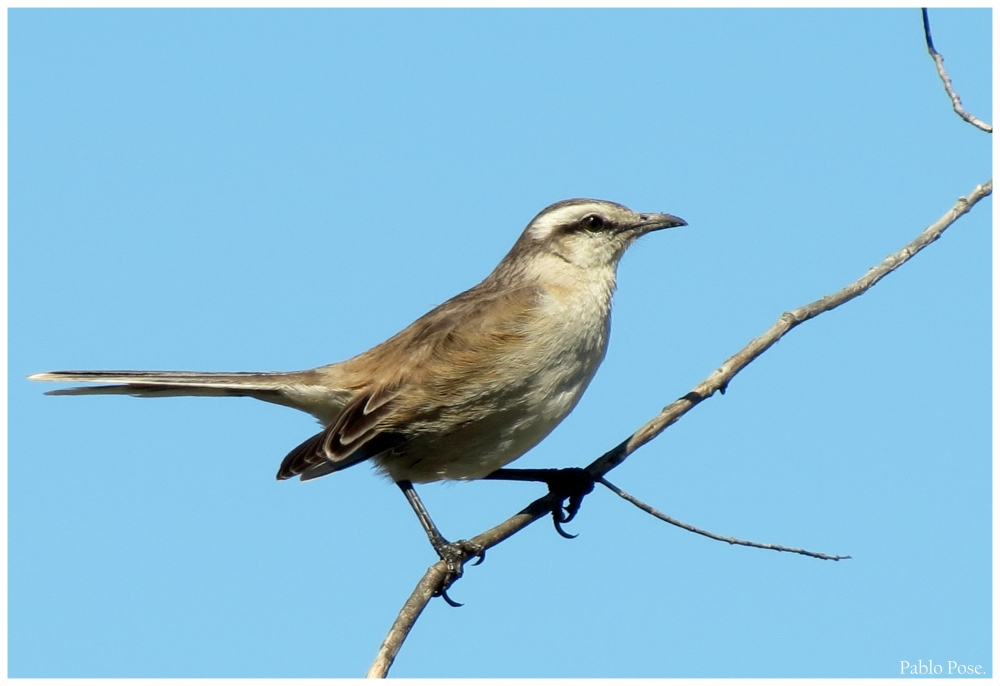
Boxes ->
[921,8,992,133]
[599,476,850,561]
[588,179,992,475]
[367,179,992,677]
[365,563,448,678]
[366,498,555,677]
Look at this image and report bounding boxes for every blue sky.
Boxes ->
[9,8,992,678]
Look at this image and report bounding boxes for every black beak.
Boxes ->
[633,212,688,233]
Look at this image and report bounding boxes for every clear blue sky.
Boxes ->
[9,8,991,678]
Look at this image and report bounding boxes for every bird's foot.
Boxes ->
[482,466,597,538]
[429,537,485,607]
[543,467,596,538]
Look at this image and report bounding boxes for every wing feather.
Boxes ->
[276,284,546,482]
[275,386,401,480]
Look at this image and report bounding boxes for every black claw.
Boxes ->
[542,467,595,538]
[428,538,484,606]
[553,517,578,539]
[548,485,583,537]
[434,557,466,608]
[437,587,464,607]
[481,466,595,540]
[564,493,586,523]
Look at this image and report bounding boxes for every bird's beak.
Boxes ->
[632,212,688,234]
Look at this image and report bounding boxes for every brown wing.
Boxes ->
[275,384,401,480]
[276,283,545,482]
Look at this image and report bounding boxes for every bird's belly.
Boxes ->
[376,334,607,484]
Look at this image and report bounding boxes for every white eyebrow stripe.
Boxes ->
[525,202,605,241]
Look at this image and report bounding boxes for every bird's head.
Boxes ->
[506,198,687,273]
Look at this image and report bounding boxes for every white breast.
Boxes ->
[378,254,619,483]
[446,256,616,478]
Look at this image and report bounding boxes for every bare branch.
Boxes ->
[921,8,992,133]
[598,477,850,561]
[369,179,992,676]
[367,496,560,677]
[366,562,448,678]
[587,179,993,476]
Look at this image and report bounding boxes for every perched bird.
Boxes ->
[31,198,686,601]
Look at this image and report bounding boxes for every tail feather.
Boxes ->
[31,368,366,473]
[29,370,293,399]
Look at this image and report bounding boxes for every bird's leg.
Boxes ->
[482,467,595,538]
[396,480,484,607]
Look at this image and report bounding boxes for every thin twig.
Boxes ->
[586,179,993,477]
[921,8,992,133]
[368,179,992,677]
[599,477,850,561]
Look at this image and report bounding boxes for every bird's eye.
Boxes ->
[582,214,605,231]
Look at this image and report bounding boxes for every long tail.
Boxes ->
[28,371,309,407]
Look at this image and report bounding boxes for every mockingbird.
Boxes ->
[31,198,687,602]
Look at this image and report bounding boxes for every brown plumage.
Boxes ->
[30,199,686,485]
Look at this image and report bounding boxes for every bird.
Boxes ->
[30,198,686,602]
